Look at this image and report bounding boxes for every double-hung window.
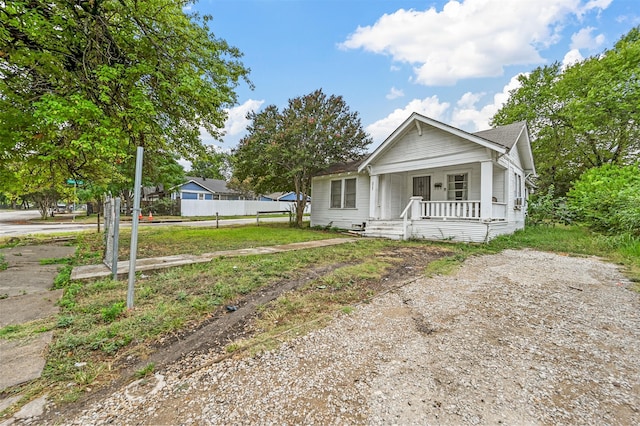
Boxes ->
[447,173,468,200]
[330,180,342,208]
[514,173,523,208]
[330,178,357,208]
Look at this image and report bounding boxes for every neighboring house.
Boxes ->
[278,191,311,202]
[311,113,536,242]
[259,192,311,202]
[172,177,243,201]
[142,184,166,201]
[259,192,286,201]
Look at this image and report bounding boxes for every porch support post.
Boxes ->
[480,160,493,221]
[410,196,422,219]
[369,174,379,219]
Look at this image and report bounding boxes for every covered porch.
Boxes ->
[367,160,509,220]
[362,160,517,242]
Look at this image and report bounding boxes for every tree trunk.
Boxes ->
[295,197,306,227]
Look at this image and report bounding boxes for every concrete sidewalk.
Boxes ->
[71,238,358,280]
[0,243,77,422]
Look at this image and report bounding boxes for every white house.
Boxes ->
[310,113,536,243]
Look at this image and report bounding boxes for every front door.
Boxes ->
[413,176,431,201]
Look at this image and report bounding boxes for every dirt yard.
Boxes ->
[39,249,639,425]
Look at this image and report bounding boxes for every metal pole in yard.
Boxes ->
[127,147,144,309]
[112,197,121,281]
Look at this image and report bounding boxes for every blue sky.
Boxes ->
[189,0,639,152]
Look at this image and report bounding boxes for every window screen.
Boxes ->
[344,178,356,208]
[330,180,342,208]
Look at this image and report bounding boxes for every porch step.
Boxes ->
[363,221,405,240]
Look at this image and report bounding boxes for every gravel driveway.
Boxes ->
[50,249,639,425]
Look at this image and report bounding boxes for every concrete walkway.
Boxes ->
[71,237,358,280]
[0,243,77,422]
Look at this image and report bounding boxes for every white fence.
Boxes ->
[181,199,310,217]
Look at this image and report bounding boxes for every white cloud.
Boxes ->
[340,0,612,86]
[570,27,605,50]
[178,158,191,171]
[562,49,584,68]
[366,96,450,146]
[456,92,485,109]
[578,0,613,18]
[223,99,265,137]
[452,74,525,132]
[386,87,404,100]
[198,99,265,147]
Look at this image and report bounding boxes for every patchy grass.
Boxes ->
[0,234,79,249]
[1,232,411,408]
[73,222,345,263]
[423,253,467,277]
[39,257,72,265]
[238,256,399,355]
[1,222,638,415]
[0,254,7,271]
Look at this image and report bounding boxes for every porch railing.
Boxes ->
[399,198,505,240]
[420,201,481,219]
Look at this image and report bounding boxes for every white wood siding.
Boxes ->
[310,173,370,229]
[402,219,522,243]
[369,125,491,175]
[493,168,506,203]
[510,141,522,168]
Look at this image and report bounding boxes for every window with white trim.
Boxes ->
[330,178,357,208]
[447,173,468,200]
[514,173,522,198]
[344,178,356,208]
[514,173,523,209]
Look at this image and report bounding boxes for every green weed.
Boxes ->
[135,363,155,379]
[101,302,126,323]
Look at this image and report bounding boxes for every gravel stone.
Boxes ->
[42,249,639,425]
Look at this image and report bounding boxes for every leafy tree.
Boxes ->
[188,146,230,180]
[525,185,572,226]
[0,0,250,205]
[567,164,640,235]
[492,26,640,196]
[232,89,372,227]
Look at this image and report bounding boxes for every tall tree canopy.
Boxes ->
[492,26,640,196]
[232,89,372,227]
[0,0,250,214]
[187,145,230,180]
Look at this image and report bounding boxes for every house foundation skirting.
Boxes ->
[364,219,524,243]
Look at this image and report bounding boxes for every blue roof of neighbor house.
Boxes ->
[181,176,239,195]
[278,192,310,201]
